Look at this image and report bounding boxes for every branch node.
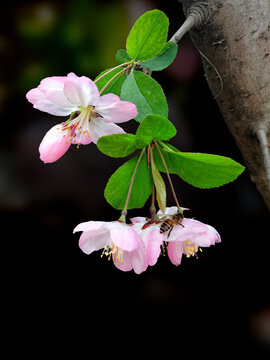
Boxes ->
[186,2,210,29]
[170,2,211,43]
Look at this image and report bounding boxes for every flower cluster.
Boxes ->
[25,8,242,276]
[26,73,137,163]
[74,207,221,274]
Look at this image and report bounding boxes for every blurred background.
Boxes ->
[1,0,269,356]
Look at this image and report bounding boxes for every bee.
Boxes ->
[160,213,184,238]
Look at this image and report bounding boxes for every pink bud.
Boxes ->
[39,123,72,163]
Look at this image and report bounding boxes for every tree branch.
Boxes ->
[176,0,270,210]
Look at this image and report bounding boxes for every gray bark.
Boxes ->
[180,0,270,210]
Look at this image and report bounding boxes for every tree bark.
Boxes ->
[180,0,270,211]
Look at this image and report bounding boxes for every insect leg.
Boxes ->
[167,227,173,238]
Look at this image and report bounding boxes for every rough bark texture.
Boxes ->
[181,0,270,210]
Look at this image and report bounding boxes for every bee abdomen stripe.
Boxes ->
[160,223,171,233]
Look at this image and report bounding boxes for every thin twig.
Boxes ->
[154,140,183,215]
[99,67,129,95]
[170,15,197,43]
[121,148,145,217]
[170,2,210,43]
[95,62,130,83]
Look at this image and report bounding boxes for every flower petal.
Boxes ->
[63,75,100,107]
[130,217,149,225]
[89,118,125,144]
[39,76,78,110]
[107,223,140,251]
[95,94,137,123]
[169,218,221,247]
[79,228,110,255]
[39,124,72,163]
[167,241,184,266]
[114,251,133,272]
[130,246,148,274]
[73,221,106,233]
[146,229,163,266]
[26,88,75,116]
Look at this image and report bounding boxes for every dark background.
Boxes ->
[1,0,269,356]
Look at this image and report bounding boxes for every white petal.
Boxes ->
[79,228,110,255]
[95,94,137,123]
[73,221,106,233]
[63,76,100,107]
[26,88,75,116]
[89,118,125,144]
[39,77,77,108]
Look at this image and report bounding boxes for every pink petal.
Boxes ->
[167,241,184,266]
[72,122,92,145]
[26,88,75,116]
[114,247,148,274]
[67,72,78,79]
[73,221,106,233]
[39,77,78,110]
[130,217,148,224]
[63,75,100,107]
[79,228,110,255]
[95,94,137,123]
[107,222,140,251]
[169,218,221,247]
[73,129,92,145]
[114,251,133,272]
[89,118,125,144]
[39,124,72,163]
[146,229,163,266]
[130,246,148,274]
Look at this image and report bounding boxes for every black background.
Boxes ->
[1,0,269,357]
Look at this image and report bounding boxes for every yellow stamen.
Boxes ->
[100,242,124,264]
[184,240,201,258]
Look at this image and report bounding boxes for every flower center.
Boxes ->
[62,106,99,147]
[184,240,202,258]
[100,241,124,264]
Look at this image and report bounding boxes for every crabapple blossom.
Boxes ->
[26,72,137,163]
[73,220,148,274]
[132,206,221,267]
[158,207,221,265]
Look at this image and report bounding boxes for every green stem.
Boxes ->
[95,62,131,84]
[150,187,159,222]
[153,140,183,216]
[121,149,146,219]
[99,67,129,95]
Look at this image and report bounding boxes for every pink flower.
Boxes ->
[26,73,137,163]
[132,206,221,267]
[73,220,148,274]
[158,207,221,265]
[131,217,165,267]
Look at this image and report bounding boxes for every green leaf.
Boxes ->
[95,67,126,96]
[135,114,176,148]
[104,152,153,210]
[115,49,131,64]
[153,144,245,188]
[151,152,166,213]
[120,70,168,123]
[141,42,178,71]
[126,10,169,61]
[97,134,136,158]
